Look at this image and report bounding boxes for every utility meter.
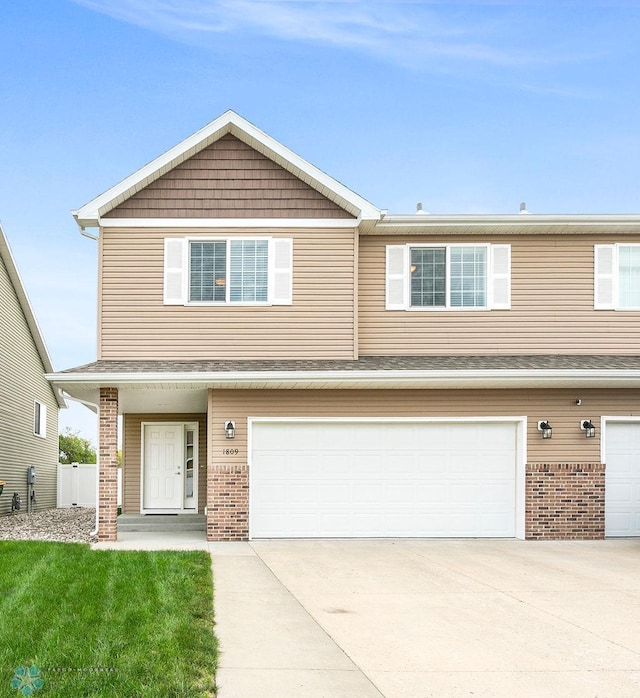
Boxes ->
[27,466,36,484]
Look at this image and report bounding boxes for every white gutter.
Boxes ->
[93,217,360,229]
[47,368,640,390]
[375,213,640,227]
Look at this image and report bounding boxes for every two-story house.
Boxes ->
[49,110,640,542]
[1,224,63,516]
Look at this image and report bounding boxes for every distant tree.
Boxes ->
[59,428,97,464]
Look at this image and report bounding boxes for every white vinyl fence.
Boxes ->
[57,464,122,508]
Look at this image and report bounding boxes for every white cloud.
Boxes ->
[71,0,594,69]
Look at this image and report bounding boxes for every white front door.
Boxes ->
[143,424,184,510]
[605,421,640,536]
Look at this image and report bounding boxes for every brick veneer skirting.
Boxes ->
[207,464,249,541]
[526,463,605,540]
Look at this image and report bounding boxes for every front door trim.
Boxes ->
[140,421,199,514]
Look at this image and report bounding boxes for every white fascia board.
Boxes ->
[47,369,640,391]
[74,110,381,226]
[377,213,640,227]
[99,217,359,229]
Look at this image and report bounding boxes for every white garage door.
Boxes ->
[250,420,518,538]
[605,422,640,537]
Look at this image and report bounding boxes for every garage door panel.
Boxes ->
[250,421,517,538]
[606,422,640,537]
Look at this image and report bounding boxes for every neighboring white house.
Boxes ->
[0,223,65,516]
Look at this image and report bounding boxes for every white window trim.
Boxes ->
[162,236,293,307]
[386,242,511,313]
[595,243,640,311]
[34,400,47,438]
[187,237,271,306]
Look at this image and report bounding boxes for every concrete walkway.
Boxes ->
[94,535,640,697]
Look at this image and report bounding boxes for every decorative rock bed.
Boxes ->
[0,507,97,543]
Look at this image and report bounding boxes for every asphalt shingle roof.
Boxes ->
[60,355,640,374]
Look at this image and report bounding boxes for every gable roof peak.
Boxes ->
[73,110,380,228]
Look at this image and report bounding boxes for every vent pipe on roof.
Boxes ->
[519,202,531,215]
[416,202,428,215]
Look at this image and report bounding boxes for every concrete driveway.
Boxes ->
[212,539,640,697]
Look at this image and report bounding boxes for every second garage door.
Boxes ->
[250,419,519,538]
[605,421,640,537]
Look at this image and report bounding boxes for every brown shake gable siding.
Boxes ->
[103,134,355,219]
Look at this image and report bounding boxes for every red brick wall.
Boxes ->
[99,387,119,541]
[207,464,249,541]
[526,463,605,540]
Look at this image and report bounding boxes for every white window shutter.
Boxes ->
[386,245,408,310]
[489,245,511,310]
[270,238,293,305]
[594,245,615,309]
[163,238,186,305]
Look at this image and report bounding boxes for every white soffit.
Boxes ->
[72,110,380,227]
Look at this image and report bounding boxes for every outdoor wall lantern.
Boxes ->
[224,421,236,439]
[580,419,596,438]
[537,421,553,439]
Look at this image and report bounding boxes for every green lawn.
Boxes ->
[0,542,217,697]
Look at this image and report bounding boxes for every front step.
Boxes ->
[118,514,206,532]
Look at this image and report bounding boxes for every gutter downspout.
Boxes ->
[61,393,100,537]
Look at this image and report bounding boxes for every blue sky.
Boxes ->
[1,0,639,442]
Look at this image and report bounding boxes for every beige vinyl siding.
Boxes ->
[209,387,640,467]
[99,227,357,360]
[104,134,355,220]
[122,413,207,514]
[0,256,58,517]
[359,234,640,355]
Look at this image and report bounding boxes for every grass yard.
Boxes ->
[0,541,217,697]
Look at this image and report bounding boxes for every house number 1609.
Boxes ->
[222,449,239,455]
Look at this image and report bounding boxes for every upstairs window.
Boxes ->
[34,401,47,438]
[386,244,510,311]
[190,240,269,303]
[164,237,292,306]
[595,244,640,310]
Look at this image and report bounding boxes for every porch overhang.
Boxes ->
[47,355,640,414]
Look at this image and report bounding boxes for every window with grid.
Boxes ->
[618,245,640,308]
[189,240,269,303]
[410,246,487,308]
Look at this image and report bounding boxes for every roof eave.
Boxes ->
[376,213,640,227]
[46,369,640,392]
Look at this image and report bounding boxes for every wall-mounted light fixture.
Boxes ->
[224,421,236,439]
[580,419,596,438]
[537,420,553,439]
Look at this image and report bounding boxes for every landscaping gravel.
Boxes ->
[0,507,97,543]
